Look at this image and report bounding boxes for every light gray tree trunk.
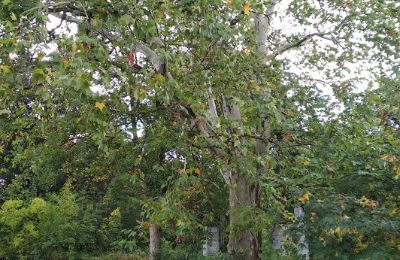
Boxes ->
[271,206,310,259]
[294,205,309,259]
[224,4,278,259]
[203,226,220,256]
[272,225,286,250]
[149,224,161,260]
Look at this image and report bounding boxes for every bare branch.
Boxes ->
[266,14,354,61]
[48,13,64,36]
[22,1,76,16]
[267,32,331,60]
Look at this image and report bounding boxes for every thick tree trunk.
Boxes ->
[149,224,161,260]
[134,4,278,259]
[227,171,260,260]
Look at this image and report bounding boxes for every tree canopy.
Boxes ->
[0,0,399,259]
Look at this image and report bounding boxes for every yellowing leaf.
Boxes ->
[226,0,232,8]
[283,133,292,142]
[359,196,379,209]
[62,58,70,66]
[91,17,97,27]
[0,64,11,74]
[10,12,17,21]
[139,88,147,100]
[93,175,108,182]
[143,221,150,229]
[71,42,78,54]
[243,3,251,14]
[394,166,400,180]
[2,0,11,6]
[37,53,45,60]
[303,159,310,166]
[134,155,142,166]
[110,208,121,218]
[194,167,201,175]
[310,212,318,222]
[389,207,398,217]
[381,154,397,162]
[337,198,345,209]
[95,101,106,111]
[298,192,311,204]
[155,73,165,83]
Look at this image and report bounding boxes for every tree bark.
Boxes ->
[294,205,309,259]
[272,225,286,250]
[149,224,161,260]
[203,226,220,256]
[224,8,277,258]
[227,171,260,260]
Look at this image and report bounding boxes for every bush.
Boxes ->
[0,184,80,258]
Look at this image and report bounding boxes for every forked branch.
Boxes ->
[267,32,331,60]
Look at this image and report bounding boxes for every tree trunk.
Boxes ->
[149,224,161,260]
[272,225,286,250]
[227,171,260,260]
[294,205,310,259]
[203,226,220,256]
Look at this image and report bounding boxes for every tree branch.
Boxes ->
[267,32,331,60]
[267,14,353,61]
[22,1,77,16]
[206,86,219,118]
[133,43,171,78]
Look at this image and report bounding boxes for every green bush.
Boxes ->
[0,183,80,258]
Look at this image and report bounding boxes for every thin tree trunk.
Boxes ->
[203,226,220,256]
[271,206,310,259]
[294,205,309,259]
[149,224,161,260]
[272,225,286,250]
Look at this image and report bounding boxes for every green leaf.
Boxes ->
[0,65,12,74]
[2,0,11,6]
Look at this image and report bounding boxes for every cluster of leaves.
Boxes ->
[273,78,400,258]
[0,0,399,258]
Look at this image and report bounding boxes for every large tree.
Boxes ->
[1,0,399,258]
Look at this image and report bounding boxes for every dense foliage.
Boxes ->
[0,0,399,259]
